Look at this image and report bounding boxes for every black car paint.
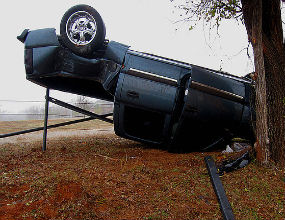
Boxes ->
[20,28,255,150]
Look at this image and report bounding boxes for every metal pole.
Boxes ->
[42,88,50,151]
[48,97,113,124]
[204,156,235,220]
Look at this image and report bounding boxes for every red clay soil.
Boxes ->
[0,132,284,220]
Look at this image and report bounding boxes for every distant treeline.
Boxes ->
[0,96,113,121]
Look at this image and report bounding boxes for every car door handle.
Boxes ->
[127,90,139,99]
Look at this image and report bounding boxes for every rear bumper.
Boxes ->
[20,28,120,101]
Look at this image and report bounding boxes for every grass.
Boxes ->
[0,119,284,219]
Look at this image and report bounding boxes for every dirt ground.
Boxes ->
[0,119,284,219]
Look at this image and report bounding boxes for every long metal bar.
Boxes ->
[48,97,113,124]
[204,156,235,220]
[127,68,178,87]
[191,81,244,104]
[0,114,112,139]
[42,88,50,151]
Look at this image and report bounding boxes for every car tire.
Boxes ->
[60,4,106,57]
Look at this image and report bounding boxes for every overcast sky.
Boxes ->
[0,0,253,113]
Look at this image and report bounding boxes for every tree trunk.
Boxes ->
[262,0,285,167]
[241,0,270,164]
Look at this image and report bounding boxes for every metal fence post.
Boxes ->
[43,88,50,151]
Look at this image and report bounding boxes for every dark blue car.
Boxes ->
[18,5,255,151]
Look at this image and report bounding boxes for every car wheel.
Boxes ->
[60,4,106,57]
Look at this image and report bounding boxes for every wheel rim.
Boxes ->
[66,11,97,46]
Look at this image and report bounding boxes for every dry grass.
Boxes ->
[0,120,284,220]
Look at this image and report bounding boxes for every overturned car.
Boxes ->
[18,5,255,151]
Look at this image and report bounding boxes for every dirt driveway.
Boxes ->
[0,127,114,145]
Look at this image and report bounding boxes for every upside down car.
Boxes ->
[17,4,255,151]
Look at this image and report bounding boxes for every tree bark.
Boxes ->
[241,0,270,164]
[262,0,285,166]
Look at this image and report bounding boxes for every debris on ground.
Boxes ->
[216,142,255,175]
